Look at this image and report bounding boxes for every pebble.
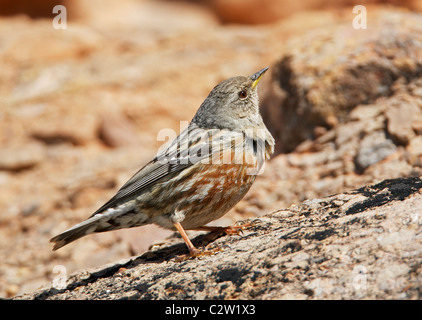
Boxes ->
[0,142,46,171]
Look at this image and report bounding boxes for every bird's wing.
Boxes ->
[91,125,244,216]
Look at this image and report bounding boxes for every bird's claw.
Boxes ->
[173,245,223,262]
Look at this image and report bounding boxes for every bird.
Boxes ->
[50,67,275,259]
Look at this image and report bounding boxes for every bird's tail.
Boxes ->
[50,214,106,251]
[50,203,143,250]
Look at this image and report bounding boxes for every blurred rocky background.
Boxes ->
[1,0,422,298]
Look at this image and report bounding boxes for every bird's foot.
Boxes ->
[195,222,253,236]
[174,245,223,262]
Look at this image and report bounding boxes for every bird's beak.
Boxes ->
[250,67,269,89]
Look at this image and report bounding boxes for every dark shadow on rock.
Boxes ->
[346,176,422,215]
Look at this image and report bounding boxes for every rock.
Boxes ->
[349,103,385,121]
[385,95,422,145]
[207,0,316,24]
[261,10,422,153]
[13,177,422,300]
[407,136,422,156]
[97,113,142,148]
[0,0,69,18]
[0,141,46,171]
[203,0,422,24]
[12,65,72,101]
[30,113,98,146]
[355,131,397,171]
[1,20,102,64]
[71,0,218,32]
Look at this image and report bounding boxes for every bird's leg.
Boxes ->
[173,222,221,261]
[173,222,201,256]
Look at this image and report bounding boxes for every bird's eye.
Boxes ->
[238,90,248,99]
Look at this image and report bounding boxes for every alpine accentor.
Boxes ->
[50,67,275,258]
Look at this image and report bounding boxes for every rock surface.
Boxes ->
[201,0,422,24]
[261,10,422,153]
[14,177,422,300]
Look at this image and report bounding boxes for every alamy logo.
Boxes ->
[353,5,367,30]
[52,5,67,30]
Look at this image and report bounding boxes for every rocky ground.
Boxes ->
[14,177,422,299]
[1,0,422,299]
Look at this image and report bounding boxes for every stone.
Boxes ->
[261,11,422,153]
[12,65,72,101]
[385,95,422,145]
[407,136,422,156]
[0,142,46,172]
[97,113,142,148]
[207,0,316,24]
[203,0,422,24]
[30,113,98,146]
[13,177,422,300]
[0,0,70,18]
[355,131,397,171]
